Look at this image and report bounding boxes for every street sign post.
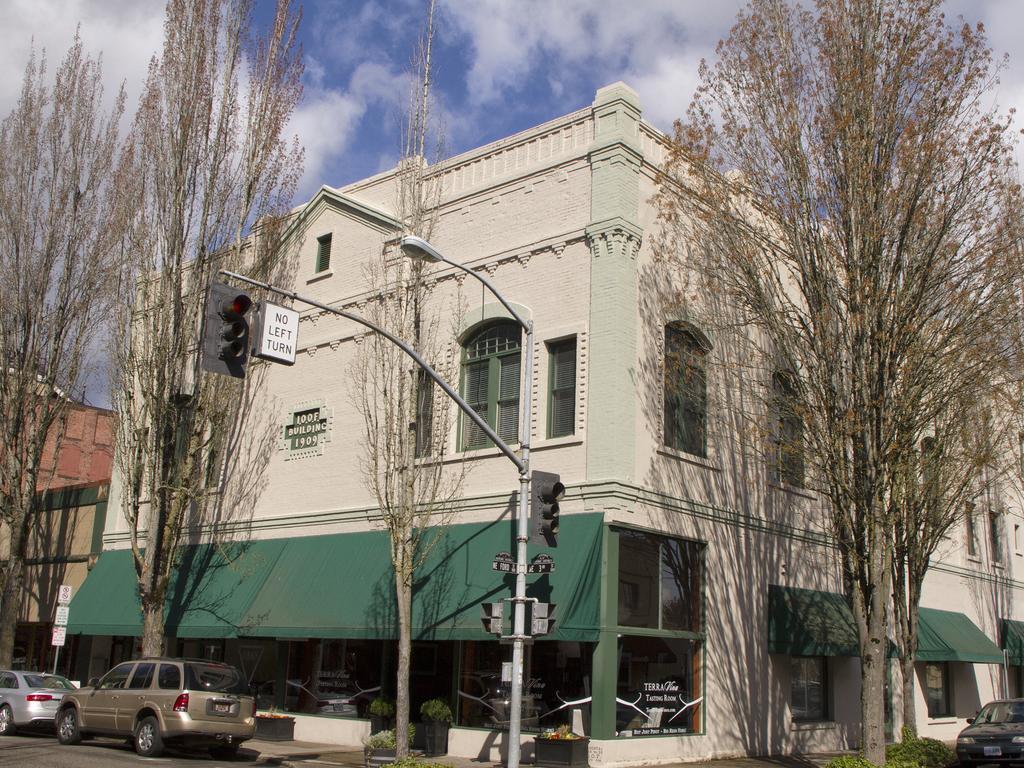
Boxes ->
[527,553,555,574]
[491,551,515,573]
[53,584,72,672]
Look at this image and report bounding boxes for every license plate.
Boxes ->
[333,704,346,711]
[215,703,229,713]
[984,746,1002,756]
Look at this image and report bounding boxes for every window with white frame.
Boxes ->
[547,338,576,438]
[460,322,521,450]
[664,323,709,458]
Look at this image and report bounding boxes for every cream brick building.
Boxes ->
[67,82,1024,765]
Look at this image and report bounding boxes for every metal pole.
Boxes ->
[506,321,533,768]
[219,269,524,473]
[52,644,60,675]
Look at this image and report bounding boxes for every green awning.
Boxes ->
[67,540,287,638]
[768,585,860,657]
[916,607,1003,663]
[243,513,603,641]
[1002,619,1024,665]
[67,514,603,642]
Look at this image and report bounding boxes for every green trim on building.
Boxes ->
[1002,619,1024,665]
[39,482,109,512]
[916,607,1003,663]
[68,514,604,642]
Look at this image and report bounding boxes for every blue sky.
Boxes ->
[1,0,1021,203]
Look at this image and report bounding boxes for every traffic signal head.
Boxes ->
[530,470,564,548]
[201,281,254,379]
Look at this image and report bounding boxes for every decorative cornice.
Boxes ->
[585,218,643,260]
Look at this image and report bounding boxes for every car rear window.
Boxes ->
[158,664,181,690]
[185,663,247,694]
[24,674,74,690]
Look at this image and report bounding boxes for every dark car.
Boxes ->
[956,699,1024,764]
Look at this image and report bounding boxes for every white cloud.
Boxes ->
[291,60,410,196]
[0,0,163,118]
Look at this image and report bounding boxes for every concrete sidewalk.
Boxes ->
[241,738,847,768]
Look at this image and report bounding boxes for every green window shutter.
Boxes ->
[548,339,576,438]
[497,354,520,443]
[463,359,490,449]
[316,233,332,272]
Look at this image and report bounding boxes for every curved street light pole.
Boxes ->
[400,236,532,768]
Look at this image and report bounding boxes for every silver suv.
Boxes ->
[56,657,255,758]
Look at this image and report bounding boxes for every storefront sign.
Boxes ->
[281,401,332,459]
[616,683,703,737]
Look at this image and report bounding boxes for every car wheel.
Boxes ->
[209,743,240,760]
[134,715,164,758]
[0,705,16,736]
[56,707,81,745]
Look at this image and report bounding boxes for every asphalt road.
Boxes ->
[0,732,270,767]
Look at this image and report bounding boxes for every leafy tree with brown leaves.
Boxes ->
[112,0,303,656]
[657,0,1021,759]
[0,35,128,666]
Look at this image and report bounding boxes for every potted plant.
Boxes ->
[255,711,296,742]
[534,724,589,768]
[368,697,395,734]
[420,698,453,756]
[363,726,415,768]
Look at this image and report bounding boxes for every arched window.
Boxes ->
[461,322,521,450]
[664,323,709,457]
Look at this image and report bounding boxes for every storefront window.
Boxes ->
[458,640,593,733]
[281,638,390,717]
[790,656,827,720]
[616,635,701,736]
[618,531,702,631]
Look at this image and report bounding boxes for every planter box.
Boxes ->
[422,721,449,756]
[255,716,295,742]
[534,737,589,768]
[365,747,397,768]
[370,714,392,734]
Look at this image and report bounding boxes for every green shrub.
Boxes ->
[364,726,416,750]
[387,759,454,768]
[886,734,956,768]
[824,756,878,768]
[420,698,453,724]
[369,698,396,717]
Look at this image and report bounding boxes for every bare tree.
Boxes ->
[656,0,1022,761]
[0,34,128,666]
[352,0,467,757]
[113,0,303,656]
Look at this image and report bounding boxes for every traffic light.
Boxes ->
[530,470,564,547]
[531,602,556,636]
[201,281,254,379]
[481,601,504,635]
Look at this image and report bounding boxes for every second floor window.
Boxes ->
[461,322,521,450]
[966,504,979,557]
[414,369,433,459]
[772,371,804,488]
[990,511,1003,563]
[547,338,576,438]
[664,323,709,457]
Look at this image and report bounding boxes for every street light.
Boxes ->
[400,235,533,768]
